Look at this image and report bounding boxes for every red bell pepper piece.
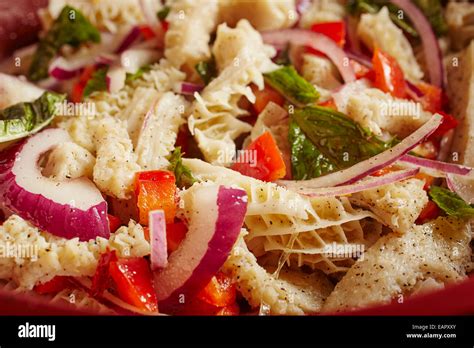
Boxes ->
[166,221,187,253]
[34,276,73,295]
[135,170,177,225]
[372,47,407,98]
[350,60,375,81]
[414,82,443,113]
[71,65,97,103]
[414,172,435,191]
[430,111,458,138]
[197,272,237,308]
[139,25,156,40]
[231,131,286,182]
[307,21,346,56]
[416,200,440,224]
[91,249,118,297]
[251,84,285,115]
[107,214,122,233]
[318,98,337,110]
[109,257,159,313]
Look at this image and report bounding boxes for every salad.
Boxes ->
[0,0,473,316]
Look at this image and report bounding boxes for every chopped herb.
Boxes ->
[429,186,474,219]
[83,67,108,97]
[195,57,217,85]
[28,6,100,81]
[290,106,390,179]
[264,66,319,106]
[0,91,66,142]
[168,147,197,188]
[125,65,151,82]
[157,6,171,21]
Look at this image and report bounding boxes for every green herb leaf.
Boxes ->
[289,119,336,180]
[290,106,390,179]
[83,67,108,97]
[195,57,217,85]
[157,6,171,21]
[264,66,319,106]
[125,65,151,83]
[28,5,100,81]
[168,147,197,188]
[429,186,474,219]
[0,91,66,142]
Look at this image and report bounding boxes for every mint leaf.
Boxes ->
[83,67,108,97]
[264,66,319,106]
[289,119,336,180]
[429,186,474,219]
[157,6,171,21]
[290,106,390,179]
[0,92,66,142]
[28,5,100,81]
[168,147,197,188]
[195,57,217,85]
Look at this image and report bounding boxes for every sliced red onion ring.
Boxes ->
[399,154,472,176]
[279,113,443,189]
[139,0,165,48]
[180,82,204,95]
[281,168,419,197]
[115,26,142,54]
[48,56,86,80]
[262,29,356,83]
[153,185,247,312]
[390,0,444,88]
[149,210,168,270]
[120,48,160,74]
[446,174,474,204]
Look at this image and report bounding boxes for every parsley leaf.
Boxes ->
[28,5,100,81]
[195,57,217,85]
[168,147,197,188]
[157,6,171,21]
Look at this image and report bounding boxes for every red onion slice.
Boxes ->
[0,129,109,241]
[446,175,474,204]
[106,66,126,93]
[115,26,142,54]
[180,82,204,95]
[262,29,356,83]
[399,154,472,176]
[149,210,168,270]
[390,0,444,87]
[279,113,443,189]
[282,168,419,197]
[153,185,247,312]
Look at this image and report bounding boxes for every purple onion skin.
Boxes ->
[158,186,247,313]
[0,141,110,242]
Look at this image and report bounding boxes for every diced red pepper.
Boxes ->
[318,98,337,110]
[197,272,237,308]
[135,170,177,225]
[414,82,443,113]
[109,257,158,313]
[414,172,435,191]
[350,60,375,81]
[231,131,286,182]
[71,65,97,103]
[34,276,73,295]
[216,303,240,316]
[251,84,285,115]
[307,21,346,56]
[372,47,407,99]
[161,21,169,32]
[107,214,122,233]
[91,249,117,297]
[166,221,187,253]
[371,166,397,177]
[139,25,156,40]
[416,200,440,224]
[430,111,459,138]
